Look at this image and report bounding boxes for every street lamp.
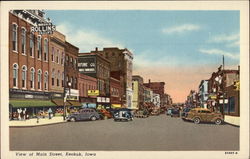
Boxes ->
[63,81,72,120]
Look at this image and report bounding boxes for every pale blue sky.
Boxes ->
[46,10,240,69]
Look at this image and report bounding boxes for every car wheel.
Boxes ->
[91,116,97,121]
[193,117,200,124]
[70,117,76,122]
[215,118,222,125]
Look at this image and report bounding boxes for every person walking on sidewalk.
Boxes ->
[23,108,27,121]
[17,108,22,120]
[48,108,53,119]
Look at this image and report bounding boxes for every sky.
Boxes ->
[46,10,240,103]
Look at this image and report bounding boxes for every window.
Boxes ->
[56,50,59,63]
[66,55,69,63]
[61,53,64,65]
[62,72,64,87]
[52,69,55,86]
[70,57,73,64]
[30,68,35,89]
[30,33,34,57]
[21,28,26,54]
[74,59,77,68]
[12,24,18,51]
[44,39,48,61]
[74,78,77,89]
[51,47,55,62]
[57,71,60,86]
[38,70,42,90]
[37,36,41,59]
[229,97,235,113]
[70,77,73,88]
[13,64,18,87]
[44,71,48,90]
[21,65,27,88]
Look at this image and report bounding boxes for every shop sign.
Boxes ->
[97,97,110,103]
[31,23,56,35]
[78,57,96,73]
[97,97,102,102]
[53,93,62,97]
[101,97,106,103]
[25,94,33,99]
[106,98,110,103]
[88,90,99,96]
[67,95,77,101]
[209,94,217,99]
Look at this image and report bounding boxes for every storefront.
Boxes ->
[97,96,111,109]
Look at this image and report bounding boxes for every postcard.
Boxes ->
[0,1,249,159]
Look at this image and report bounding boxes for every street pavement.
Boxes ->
[10,114,239,151]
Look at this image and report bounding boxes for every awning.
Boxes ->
[52,99,71,106]
[68,101,82,107]
[111,104,122,108]
[9,99,56,108]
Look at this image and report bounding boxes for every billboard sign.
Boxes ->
[78,57,96,73]
[87,90,99,96]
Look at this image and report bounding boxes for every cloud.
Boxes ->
[56,22,124,52]
[199,48,239,60]
[162,24,201,34]
[226,40,240,48]
[208,33,239,48]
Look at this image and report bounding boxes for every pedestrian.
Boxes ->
[17,108,22,120]
[48,108,53,119]
[23,108,26,120]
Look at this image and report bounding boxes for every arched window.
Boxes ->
[37,36,41,59]
[57,70,60,86]
[30,33,34,57]
[51,47,55,62]
[21,28,26,54]
[21,65,27,88]
[13,64,18,87]
[38,70,42,89]
[44,39,48,61]
[30,67,35,89]
[12,24,18,51]
[44,71,48,90]
[56,50,59,63]
[52,69,55,86]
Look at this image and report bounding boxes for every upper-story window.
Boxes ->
[66,55,69,64]
[21,65,27,88]
[51,47,55,62]
[52,69,55,86]
[38,69,42,90]
[12,24,18,52]
[44,71,48,90]
[13,63,19,88]
[57,70,60,86]
[29,33,34,57]
[56,50,59,64]
[37,36,42,59]
[70,57,73,64]
[61,52,64,65]
[21,28,26,54]
[44,39,48,61]
[62,72,64,87]
[74,59,77,68]
[30,67,35,89]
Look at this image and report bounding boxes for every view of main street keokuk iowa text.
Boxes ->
[9,10,240,151]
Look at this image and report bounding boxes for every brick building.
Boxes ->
[110,77,122,108]
[143,79,165,106]
[90,47,133,108]
[132,75,144,110]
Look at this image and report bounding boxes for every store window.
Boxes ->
[37,36,41,59]
[38,69,42,90]
[44,71,48,90]
[229,96,235,113]
[44,39,48,61]
[30,33,34,57]
[21,65,27,88]
[30,68,35,89]
[12,24,18,52]
[21,28,26,54]
[13,64,18,87]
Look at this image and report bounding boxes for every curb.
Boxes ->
[9,121,67,128]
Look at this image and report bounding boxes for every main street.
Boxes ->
[10,115,239,151]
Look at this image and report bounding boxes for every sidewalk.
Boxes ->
[9,116,66,127]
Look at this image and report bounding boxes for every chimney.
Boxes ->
[95,47,98,52]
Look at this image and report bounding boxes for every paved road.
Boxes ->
[10,115,239,151]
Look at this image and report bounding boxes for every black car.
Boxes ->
[67,108,100,122]
[171,109,180,117]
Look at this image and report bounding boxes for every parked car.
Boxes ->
[97,109,113,120]
[185,108,223,125]
[114,108,133,122]
[181,107,192,120]
[67,108,100,122]
[171,108,180,117]
[166,108,173,116]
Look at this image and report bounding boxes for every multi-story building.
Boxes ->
[143,79,165,106]
[198,80,209,108]
[78,52,111,108]
[152,93,160,107]
[132,75,144,110]
[9,10,57,118]
[78,73,97,108]
[90,47,133,108]
[110,76,122,108]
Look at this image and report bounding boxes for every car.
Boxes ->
[171,108,180,117]
[97,109,113,120]
[185,108,223,125]
[113,108,133,122]
[67,108,100,122]
[166,108,173,116]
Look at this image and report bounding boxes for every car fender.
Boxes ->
[211,117,223,122]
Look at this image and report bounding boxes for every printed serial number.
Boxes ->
[225,152,238,155]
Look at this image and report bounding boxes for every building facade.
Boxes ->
[198,80,209,108]
[132,75,144,110]
[110,77,122,108]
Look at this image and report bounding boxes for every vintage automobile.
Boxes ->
[67,108,100,122]
[134,110,149,118]
[97,109,113,120]
[166,108,173,116]
[185,108,224,125]
[181,107,192,120]
[151,107,160,116]
[113,108,133,122]
[171,108,180,117]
